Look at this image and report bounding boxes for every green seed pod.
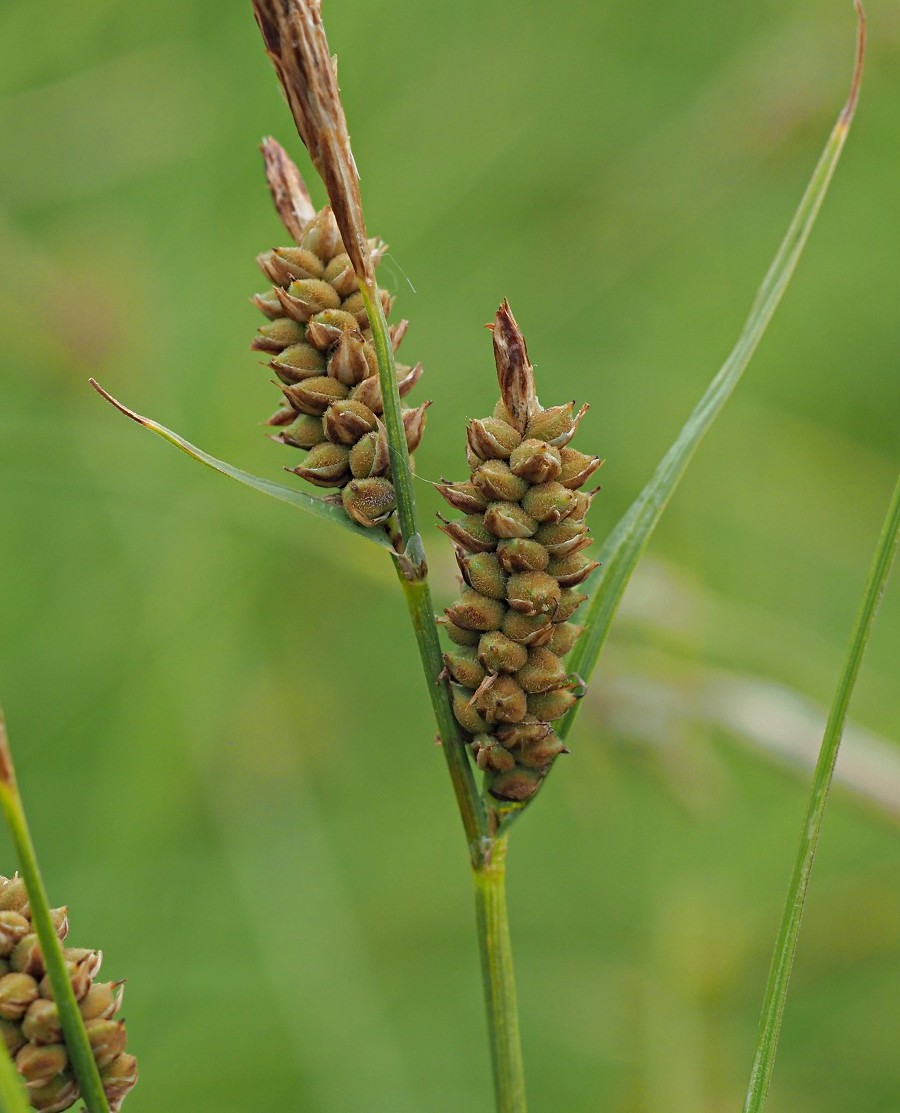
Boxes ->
[340,290,368,324]
[78,982,123,1023]
[558,447,603,489]
[442,648,487,689]
[0,1018,25,1055]
[253,316,305,353]
[436,481,488,515]
[470,735,516,773]
[15,1041,68,1088]
[327,330,370,385]
[506,571,561,618]
[28,1073,79,1113]
[272,246,326,281]
[307,309,361,350]
[283,375,349,416]
[516,730,568,770]
[526,687,578,721]
[567,487,596,522]
[466,417,522,461]
[286,278,342,318]
[437,514,496,553]
[350,361,422,415]
[49,908,69,941]
[341,477,396,527]
[0,878,28,913]
[547,552,600,587]
[554,588,588,622]
[515,647,570,694]
[0,911,30,958]
[291,442,351,487]
[501,609,553,646]
[299,206,343,258]
[520,480,576,525]
[281,414,326,450]
[403,402,430,453]
[349,428,390,479]
[271,341,327,384]
[451,685,490,734]
[445,590,506,632]
[438,616,481,647]
[483,502,538,539]
[85,1017,127,1070]
[323,399,377,445]
[525,401,587,447]
[471,460,529,503]
[10,933,44,977]
[473,675,528,725]
[477,632,529,674]
[456,551,508,601]
[0,972,39,1020]
[494,719,553,750]
[323,253,358,296]
[508,438,562,484]
[485,766,542,803]
[100,1050,138,1091]
[40,949,101,1002]
[533,517,588,559]
[496,539,550,574]
[22,998,62,1044]
[547,622,584,656]
[251,289,283,319]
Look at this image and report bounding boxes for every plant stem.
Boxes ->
[473,836,527,1113]
[743,471,900,1113]
[0,719,111,1113]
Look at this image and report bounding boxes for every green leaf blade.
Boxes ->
[89,380,394,550]
[559,5,867,741]
[743,469,900,1113]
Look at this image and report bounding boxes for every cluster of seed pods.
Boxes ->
[0,876,137,1112]
[252,139,428,528]
[438,303,601,802]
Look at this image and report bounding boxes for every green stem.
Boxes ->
[473,836,527,1113]
[0,1038,31,1113]
[0,720,111,1113]
[360,281,491,861]
[743,471,900,1113]
[399,575,489,858]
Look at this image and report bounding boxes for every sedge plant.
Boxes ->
[0,0,879,1110]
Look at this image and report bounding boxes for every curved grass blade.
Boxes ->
[0,1039,31,1113]
[558,2,866,743]
[743,472,900,1112]
[89,379,394,551]
[0,714,111,1113]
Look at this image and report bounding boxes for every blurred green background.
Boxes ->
[1,0,898,1110]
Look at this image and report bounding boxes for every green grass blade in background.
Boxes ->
[89,380,394,551]
[0,1039,31,1113]
[743,471,900,1113]
[0,715,111,1113]
[558,4,866,742]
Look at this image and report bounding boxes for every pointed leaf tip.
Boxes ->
[89,379,394,549]
[260,136,316,241]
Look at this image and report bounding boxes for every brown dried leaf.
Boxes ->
[492,300,536,434]
[260,136,316,241]
[253,0,373,283]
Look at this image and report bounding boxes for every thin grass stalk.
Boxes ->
[558,1,866,743]
[473,837,527,1113]
[0,719,111,1113]
[0,1039,31,1113]
[742,472,900,1113]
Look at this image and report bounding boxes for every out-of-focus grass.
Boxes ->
[0,1,897,1111]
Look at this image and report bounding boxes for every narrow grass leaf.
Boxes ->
[0,1038,31,1113]
[558,4,866,742]
[89,379,394,550]
[743,472,900,1112]
[0,714,111,1113]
